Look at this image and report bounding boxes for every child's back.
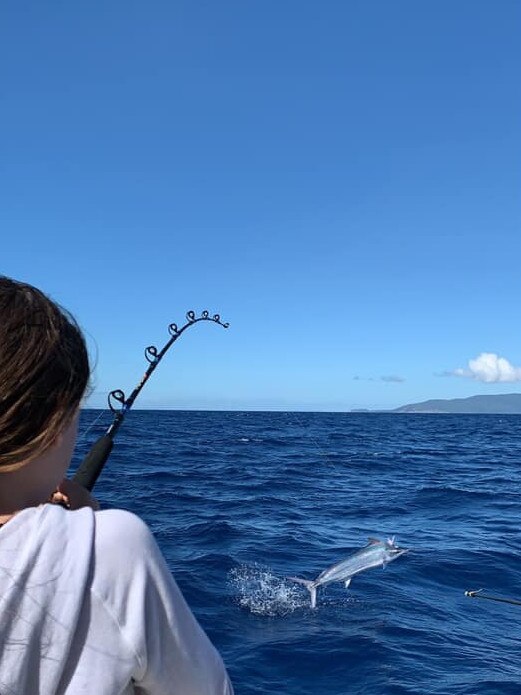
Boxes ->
[0,276,233,694]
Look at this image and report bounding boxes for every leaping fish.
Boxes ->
[288,537,409,608]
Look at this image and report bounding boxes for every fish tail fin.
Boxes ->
[287,576,318,608]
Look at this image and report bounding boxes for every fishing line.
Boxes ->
[73,310,228,492]
[76,408,109,445]
[285,410,340,472]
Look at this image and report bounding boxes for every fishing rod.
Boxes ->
[73,310,228,491]
[465,589,521,607]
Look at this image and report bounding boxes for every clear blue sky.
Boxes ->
[1,1,520,410]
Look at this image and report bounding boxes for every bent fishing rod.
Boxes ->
[465,589,521,608]
[73,310,228,492]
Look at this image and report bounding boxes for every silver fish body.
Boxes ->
[288,537,408,608]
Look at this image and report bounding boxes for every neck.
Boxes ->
[0,451,63,515]
[0,414,78,516]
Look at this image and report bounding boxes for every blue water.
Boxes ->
[75,411,521,694]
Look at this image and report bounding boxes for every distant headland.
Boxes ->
[392,393,521,414]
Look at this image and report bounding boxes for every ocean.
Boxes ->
[75,411,521,695]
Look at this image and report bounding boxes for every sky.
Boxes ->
[1,1,520,411]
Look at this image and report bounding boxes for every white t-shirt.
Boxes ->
[0,503,234,694]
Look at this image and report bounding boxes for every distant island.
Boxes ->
[392,393,521,414]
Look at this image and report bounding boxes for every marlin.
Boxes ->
[288,537,409,608]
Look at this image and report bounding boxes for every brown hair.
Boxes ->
[0,277,90,472]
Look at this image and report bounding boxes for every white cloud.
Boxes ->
[453,352,521,383]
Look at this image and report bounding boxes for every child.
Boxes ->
[0,276,233,694]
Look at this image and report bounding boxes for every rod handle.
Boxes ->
[73,435,114,491]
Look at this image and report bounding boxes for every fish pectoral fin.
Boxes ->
[344,577,352,589]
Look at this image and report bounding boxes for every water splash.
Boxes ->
[228,564,306,616]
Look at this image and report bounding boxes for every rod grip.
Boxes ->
[73,435,114,491]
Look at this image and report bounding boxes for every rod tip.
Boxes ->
[465,589,482,598]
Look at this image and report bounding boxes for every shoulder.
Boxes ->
[93,509,159,559]
[89,509,181,634]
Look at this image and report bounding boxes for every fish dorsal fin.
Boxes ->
[367,537,381,545]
